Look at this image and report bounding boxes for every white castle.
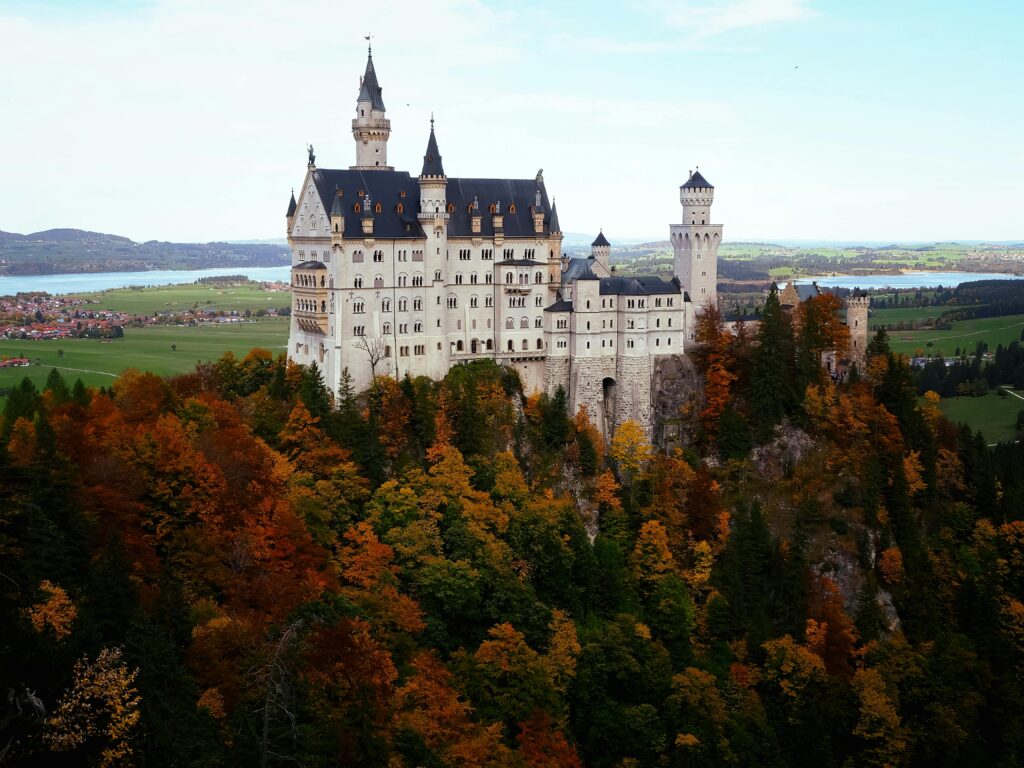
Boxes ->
[286,49,722,437]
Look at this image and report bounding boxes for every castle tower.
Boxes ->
[670,169,722,338]
[418,118,450,371]
[351,46,392,170]
[590,230,611,274]
[846,290,869,364]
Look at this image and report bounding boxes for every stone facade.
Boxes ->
[286,50,722,439]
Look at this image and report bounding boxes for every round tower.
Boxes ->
[351,46,392,170]
[670,168,722,338]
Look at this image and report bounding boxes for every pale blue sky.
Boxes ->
[1,0,1021,242]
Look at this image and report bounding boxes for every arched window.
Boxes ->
[489,204,497,214]
[374,276,384,288]
[505,318,514,329]
[413,297,422,310]
[447,202,455,214]
[536,338,543,349]
[508,203,517,214]
[414,321,423,332]
[396,202,404,213]
[354,276,363,288]
[486,339,493,350]
[455,273,463,285]
[382,298,391,311]
[374,202,382,214]
[434,270,442,281]
[535,317,542,328]
[470,296,478,308]
[354,203,361,214]
[383,322,392,334]
[521,339,528,350]
[507,340,514,351]
[505,272,513,284]
[520,317,528,328]
[456,340,464,351]
[535,272,543,283]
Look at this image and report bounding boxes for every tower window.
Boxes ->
[374,202,382,214]
[354,203,361,214]
[508,203,517,214]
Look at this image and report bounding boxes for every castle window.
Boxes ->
[354,300,365,314]
[374,276,384,288]
[374,202,382,214]
[354,203,361,214]
[457,340,464,352]
[414,297,422,310]
[521,339,528,350]
[447,203,455,214]
[506,318,514,329]
[399,298,408,311]
[520,317,528,328]
[506,272,513,284]
[353,250,364,263]
[354,325,365,336]
[383,322,392,334]
[382,298,392,311]
[434,270,442,281]
[455,273,464,285]
[508,340,514,351]
[656,318,661,328]
[667,298,674,306]
[485,295,493,307]
[486,339,493,350]
[471,273,478,284]
[413,275,423,287]
[397,203,404,214]
[448,296,458,309]
[414,321,423,332]
[655,298,662,307]
[354,276,363,288]
[470,296,478,308]
[535,272,542,283]
[509,203,517,214]
[535,317,542,328]
[485,273,492,284]
[489,204,497,214]
[400,190,406,198]
[385,345,392,357]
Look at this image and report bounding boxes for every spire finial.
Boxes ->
[430,112,434,131]
[365,33,372,56]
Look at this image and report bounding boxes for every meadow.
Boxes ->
[75,282,291,314]
[937,389,1024,445]
[885,314,1024,357]
[1,318,289,397]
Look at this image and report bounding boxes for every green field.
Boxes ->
[887,314,1024,358]
[869,305,954,327]
[75,283,291,314]
[1,318,289,398]
[938,390,1024,445]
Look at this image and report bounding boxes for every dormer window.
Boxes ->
[508,203,517,214]
[400,190,406,198]
[374,202,382,214]
[396,203,404,214]
[357,189,364,197]
[447,202,455,214]
[354,203,361,214]
[489,204,497,214]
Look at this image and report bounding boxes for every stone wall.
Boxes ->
[544,355,570,397]
[571,357,617,438]
[651,354,703,451]
[615,355,653,434]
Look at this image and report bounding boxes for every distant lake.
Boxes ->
[0,266,293,296]
[795,271,1024,290]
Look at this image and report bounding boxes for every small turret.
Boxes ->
[680,169,714,226]
[471,196,482,235]
[532,188,544,234]
[549,199,561,235]
[286,189,296,230]
[590,230,610,272]
[330,188,344,240]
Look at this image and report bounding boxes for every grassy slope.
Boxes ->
[75,283,291,314]
[938,390,1023,445]
[886,314,1024,357]
[0,318,289,397]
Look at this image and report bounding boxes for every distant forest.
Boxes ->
[0,229,289,275]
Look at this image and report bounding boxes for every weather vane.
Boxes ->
[365,33,372,54]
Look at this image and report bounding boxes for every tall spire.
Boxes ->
[357,45,385,111]
[286,189,297,217]
[420,118,445,177]
[549,198,561,234]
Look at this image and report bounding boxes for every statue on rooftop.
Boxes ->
[307,144,316,165]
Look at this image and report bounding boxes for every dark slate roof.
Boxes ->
[294,261,327,270]
[286,190,297,217]
[545,298,574,312]
[421,124,444,177]
[592,231,610,247]
[446,177,553,238]
[796,284,820,301]
[599,275,680,296]
[308,171,554,241]
[549,200,561,233]
[357,53,385,111]
[681,170,713,189]
[563,257,599,281]
[311,169,425,240]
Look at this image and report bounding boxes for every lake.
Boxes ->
[795,271,1024,290]
[0,266,293,296]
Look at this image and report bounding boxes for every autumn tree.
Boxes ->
[694,303,737,440]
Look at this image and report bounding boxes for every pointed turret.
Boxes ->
[286,189,297,217]
[357,49,386,111]
[591,230,610,248]
[351,44,392,170]
[420,118,445,177]
[330,190,343,217]
[549,199,561,234]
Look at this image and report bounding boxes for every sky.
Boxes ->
[1,0,1022,244]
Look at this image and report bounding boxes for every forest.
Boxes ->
[1,285,1023,767]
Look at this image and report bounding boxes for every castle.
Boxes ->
[286,48,721,437]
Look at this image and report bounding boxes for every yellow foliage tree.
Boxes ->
[850,667,908,767]
[44,647,142,767]
[610,419,652,483]
[26,580,77,641]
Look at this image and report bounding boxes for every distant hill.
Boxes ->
[0,228,290,275]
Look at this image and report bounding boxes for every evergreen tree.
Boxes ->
[748,285,795,440]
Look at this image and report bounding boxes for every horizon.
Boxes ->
[2,0,1023,243]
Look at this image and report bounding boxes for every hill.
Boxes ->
[0,228,289,275]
